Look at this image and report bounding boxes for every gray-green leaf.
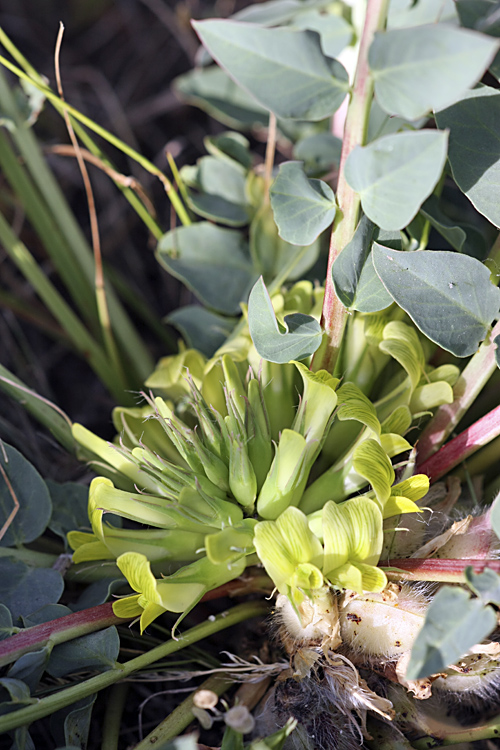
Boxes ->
[344,130,448,231]
[372,245,500,357]
[406,586,497,679]
[248,277,322,363]
[331,215,393,312]
[167,307,237,358]
[370,24,499,120]
[192,21,349,120]
[465,566,500,606]
[270,161,336,245]
[156,223,256,315]
[0,443,52,547]
[435,86,500,229]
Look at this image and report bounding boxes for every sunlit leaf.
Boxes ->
[435,86,500,228]
[344,131,448,231]
[192,21,349,120]
[370,24,499,120]
[270,161,336,245]
[406,586,497,679]
[372,245,500,356]
[248,277,322,364]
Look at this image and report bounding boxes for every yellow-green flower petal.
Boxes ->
[384,496,420,518]
[352,439,394,506]
[391,475,429,502]
[116,552,162,604]
[344,498,383,566]
[112,594,143,619]
[140,602,168,631]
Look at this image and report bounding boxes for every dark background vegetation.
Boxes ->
[0,0,253,477]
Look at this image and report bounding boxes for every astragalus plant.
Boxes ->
[2,0,500,748]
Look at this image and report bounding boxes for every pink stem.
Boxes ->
[0,602,131,668]
[416,404,500,483]
[384,558,500,582]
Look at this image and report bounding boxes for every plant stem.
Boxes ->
[0,601,268,733]
[135,674,232,749]
[0,602,131,668]
[101,682,129,750]
[416,404,500,483]
[383,558,500,583]
[412,717,500,747]
[312,0,389,374]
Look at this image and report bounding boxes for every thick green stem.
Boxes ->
[101,682,129,750]
[412,717,500,747]
[312,0,390,374]
[0,601,268,733]
[135,674,232,749]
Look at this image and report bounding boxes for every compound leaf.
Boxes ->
[248,277,322,363]
[372,245,500,356]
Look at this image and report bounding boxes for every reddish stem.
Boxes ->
[0,602,131,668]
[416,404,500,483]
[384,558,500,582]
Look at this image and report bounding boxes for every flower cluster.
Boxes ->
[68,285,457,631]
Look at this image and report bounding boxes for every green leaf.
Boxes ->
[331,215,393,312]
[8,646,51,692]
[248,277,322,364]
[456,0,500,81]
[465,566,500,606]
[167,307,237,358]
[419,195,466,252]
[0,443,52,547]
[406,586,497,679]
[270,161,336,245]
[156,223,256,315]
[50,694,97,750]
[291,11,353,59]
[0,605,13,641]
[372,245,500,356]
[292,132,342,174]
[491,489,500,537]
[174,66,269,130]
[435,86,500,228]
[188,155,250,226]
[495,335,500,368]
[233,0,329,25]
[47,480,89,550]
[369,24,499,120]
[204,132,253,169]
[388,0,458,28]
[192,21,349,120]
[344,131,448,231]
[47,627,120,678]
[0,558,64,623]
